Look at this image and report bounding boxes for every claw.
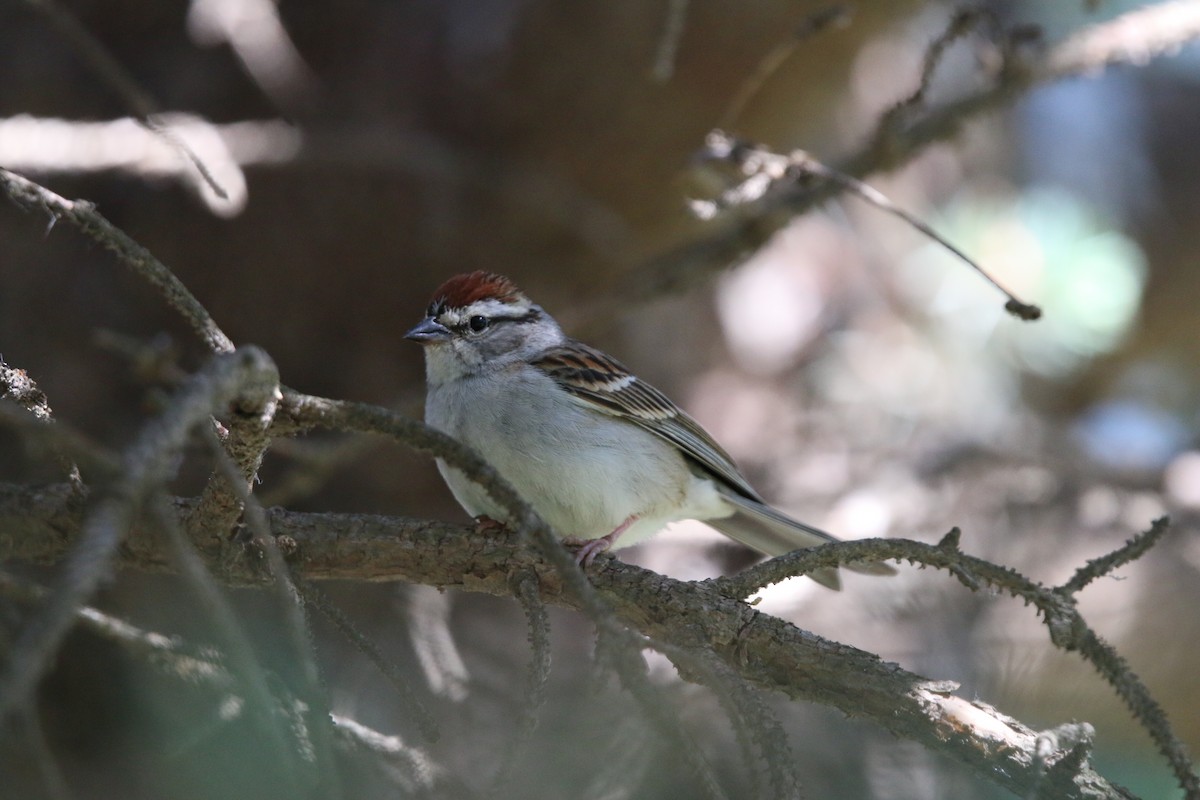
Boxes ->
[473,515,508,536]
[570,537,613,567]
[564,515,638,567]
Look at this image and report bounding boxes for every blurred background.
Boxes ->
[2,0,1199,798]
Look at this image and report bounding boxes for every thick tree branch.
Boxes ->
[0,481,1145,799]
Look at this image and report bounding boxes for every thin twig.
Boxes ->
[487,572,552,798]
[0,358,54,422]
[0,168,236,353]
[0,358,83,486]
[806,154,1042,319]
[710,525,1197,799]
[1060,516,1172,594]
[147,494,312,794]
[330,713,441,792]
[190,368,281,537]
[0,569,230,687]
[871,8,994,148]
[0,348,276,721]
[0,402,117,482]
[17,0,229,200]
[200,428,345,800]
[651,0,690,82]
[630,0,1200,308]
[690,134,1042,319]
[297,580,440,743]
[652,640,799,799]
[719,4,852,129]
[8,706,76,800]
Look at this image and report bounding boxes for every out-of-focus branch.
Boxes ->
[190,377,282,537]
[627,0,1200,303]
[0,357,82,487]
[0,168,236,353]
[0,481,1155,800]
[16,0,239,209]
[487,571,552,797]
[0,570,230,688]
[0,347,277,721]
[0,359,54,423]
[0,569,446,796]
[688,133,1042,319]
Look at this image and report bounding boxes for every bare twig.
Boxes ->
[719,4,853,129]
[0,347,276,721]
[0,569,229,686]
[190,370,281,537]
[272,391,609,619]
[710,524,1197,799]
[0,402,117,482]
[4,706,75,800]
[1044,0,1200,79]
[653,640,799,799]
[487,572,553,798]
[651,0,690,82]
[330,713,441,792]
[16,0,230,201]
[0,481,1157,799]
[2,568,417,796]
[0,358,83,486]
[1028,723,1096,800]
[871,8,995,150]
[199,428,344,800]
[0,168,236,353]
[0,358,54,422]
[690,133,1042,319]
[147,493,315,796]
[1060,517,1172,594]
[631,0,1200,306]
[296,580,440,742]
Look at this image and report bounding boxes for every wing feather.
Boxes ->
[532,342,764,501]
[533,342,897,582]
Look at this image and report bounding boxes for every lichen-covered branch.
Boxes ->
[0,481,1149,799]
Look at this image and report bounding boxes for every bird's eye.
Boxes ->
[468,315,490,332]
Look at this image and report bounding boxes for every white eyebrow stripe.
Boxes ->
[440,297,536,326]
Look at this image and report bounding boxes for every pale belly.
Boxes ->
[426,370,729,545]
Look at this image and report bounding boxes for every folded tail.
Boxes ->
[707,488,896,590]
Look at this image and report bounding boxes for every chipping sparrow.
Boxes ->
[406,271,892,587]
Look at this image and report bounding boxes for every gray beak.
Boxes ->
[405,317,451,343]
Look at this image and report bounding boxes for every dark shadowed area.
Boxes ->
[2,1,1199,798]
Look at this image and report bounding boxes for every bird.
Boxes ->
[406,270,893,587]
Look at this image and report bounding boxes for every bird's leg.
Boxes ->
[473,515,509,535]
[566,515,638,567]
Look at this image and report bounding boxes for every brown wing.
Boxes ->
[531,342,765,502]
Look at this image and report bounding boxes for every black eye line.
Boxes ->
[449,308,540,334]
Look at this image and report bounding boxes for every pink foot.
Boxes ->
[474,515,508,535]
[565,515,638,567]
